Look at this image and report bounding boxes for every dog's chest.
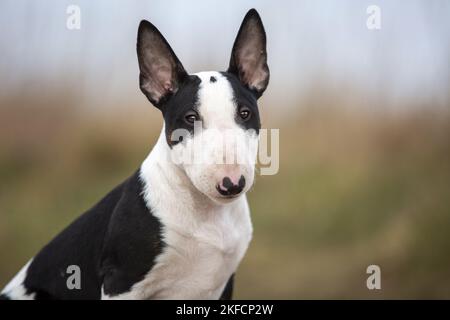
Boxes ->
[124,202,252,300]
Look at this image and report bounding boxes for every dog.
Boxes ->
[0,8,269,300]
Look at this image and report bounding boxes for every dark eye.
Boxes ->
[184,110,199,124]
[239,106,251,121]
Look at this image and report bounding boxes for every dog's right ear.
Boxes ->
[137,20,188,109]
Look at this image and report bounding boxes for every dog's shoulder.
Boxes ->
[99,171,164,297]
[20,174,129,299]
[10,170,163,299]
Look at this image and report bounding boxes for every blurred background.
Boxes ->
[1,0,449,299]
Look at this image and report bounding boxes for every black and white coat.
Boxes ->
[1,9,269,300]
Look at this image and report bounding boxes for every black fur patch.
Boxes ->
[162,75,201,147]
[220,72,261,134]
[22,170,164,299]
[161,72,260,148]
[210,76,217,83]
[219,274,234,300]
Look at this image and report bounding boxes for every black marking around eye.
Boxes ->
[161,75,202,147]
[220,72,261,133]
[210,76,217,83]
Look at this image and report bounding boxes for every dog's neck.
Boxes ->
[139,126,245,229]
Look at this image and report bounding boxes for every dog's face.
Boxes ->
[137,9,269,204]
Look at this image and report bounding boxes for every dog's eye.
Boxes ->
[239,106,251,121]
[184,111,199,124]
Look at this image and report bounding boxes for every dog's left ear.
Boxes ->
[228,9,269,99]
[137,20,188,109]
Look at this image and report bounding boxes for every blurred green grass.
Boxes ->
[0,92,449,299]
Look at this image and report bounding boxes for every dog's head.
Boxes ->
[137,9,269,204]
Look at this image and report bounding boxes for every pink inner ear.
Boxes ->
[150,66,173,97]
[163,81,173,92]
[155,66,171,84]
[239,50,265,89]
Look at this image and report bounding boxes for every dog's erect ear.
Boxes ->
[228,9,269,98]
[137,20,188,108]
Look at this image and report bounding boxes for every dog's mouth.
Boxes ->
[215,185,243,200]
[216,193,240,199]
[210,193,241,205]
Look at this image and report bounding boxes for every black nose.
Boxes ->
[217,175,246,196]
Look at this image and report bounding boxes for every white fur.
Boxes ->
[3,73,257,301]
[172,71,259,204]
[102,72,256,299]
[1,260,35,300]
[102,131,252,299]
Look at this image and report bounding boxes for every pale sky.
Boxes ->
[0,0,449,110]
